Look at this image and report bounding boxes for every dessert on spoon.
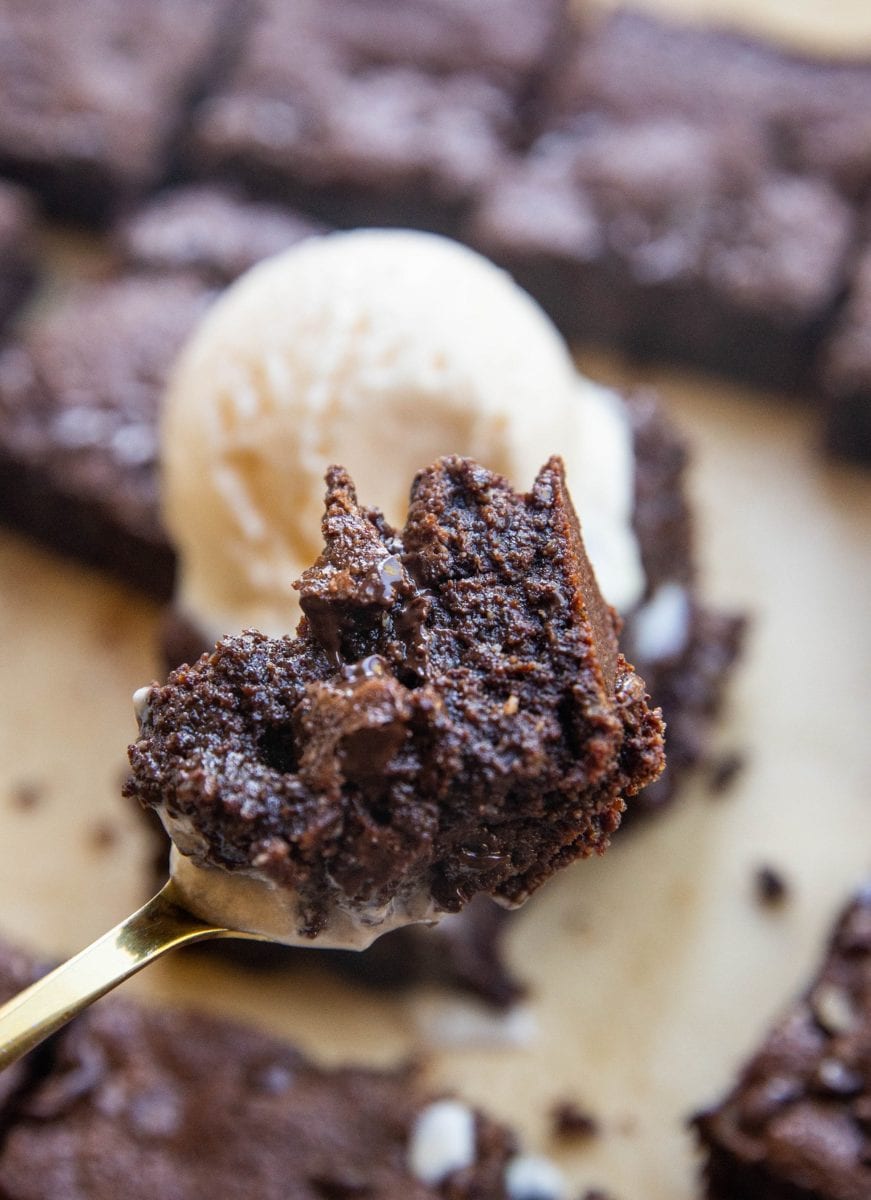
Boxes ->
[0,454,664,1069]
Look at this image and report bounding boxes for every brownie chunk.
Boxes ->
[695,885,871,1199]
[115,184,325,285]
[187,0,570,230]
[551,8,871,200]
[0,275,213,599]
[0,0,240,224]
[820,244,871,464]
[126,457,664,938]
[0,182,37,336]
[469,116,854,392]
[0,982,518,1199]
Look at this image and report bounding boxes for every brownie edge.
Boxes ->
[694,885,871,1200]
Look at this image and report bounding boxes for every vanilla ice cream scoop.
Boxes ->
[162,229,644,640]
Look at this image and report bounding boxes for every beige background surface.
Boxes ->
[2,4,871,1198]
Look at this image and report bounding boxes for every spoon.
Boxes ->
[0,849,441,1074]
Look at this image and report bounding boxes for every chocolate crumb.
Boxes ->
[754,865,789,907]
[550,1101,599,1141]
[8,780,44,810]
[580,1190,616,1200]
[707,751,745,797]
[89,820,119,852]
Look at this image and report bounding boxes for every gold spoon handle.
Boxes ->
[0,881,241,1072]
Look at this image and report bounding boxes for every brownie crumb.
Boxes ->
[88,821,119,852]
[8,781,44,811]
[754,865,789,907]
[550,1101,599,1141]
[580,1190,616,1200]
[706,751,746,797]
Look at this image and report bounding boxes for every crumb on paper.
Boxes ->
[754,865,789,907]
[706,750,746,797]
[8,780,44,810]
[89,819,119,851]
[550,1100,599,1142]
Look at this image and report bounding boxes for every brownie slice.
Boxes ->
[0,275,214,599]
[0,0,242,224]
[187,0,570,231]
[819,244,871,465]
[695,885,871,1200]
[551,8,871,201]
[469,116,854,392]
[0,183,37,336]
[0,187,322,598]
[115,184,325,286]
[126,457,664,938]
[0,975,519,1199]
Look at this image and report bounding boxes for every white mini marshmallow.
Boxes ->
[408,1099,476,1186]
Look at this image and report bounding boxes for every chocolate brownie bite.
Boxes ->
[0,0,242,225]
[0,275,213,599]
[820,244,871,465]
[695,885,871,1199]
[0,182,37,336]
[0,992,518,1200]
[187,0,570,231]
[115,185,325,286]
[469,117,854,392]
[126,456,664,942]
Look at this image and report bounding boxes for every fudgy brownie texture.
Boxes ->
[126,457,664,938]
[549,8,871,201]
[0,275,213,599]
[819,245,871,464]
[0,0,243,225]
[187,0,570,230]
[0,183,36,336]
[0,940,519,1200]
[115,184,325,286]
[469,116,854,392]
[695,885,871,1200]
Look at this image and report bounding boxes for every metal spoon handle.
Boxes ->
[0,881,241,1072]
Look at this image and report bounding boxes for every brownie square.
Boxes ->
[187,0,570,231]
[695,886,871,1199]
[0,182,37,335]
[115,184,324,285]
[0,186,323,598]
[820,244,871,464]
[0,0,242,224]
[551,8,871,201]
[0,275,213,599]
[469,116,854,391]
[0,992,516,1200]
